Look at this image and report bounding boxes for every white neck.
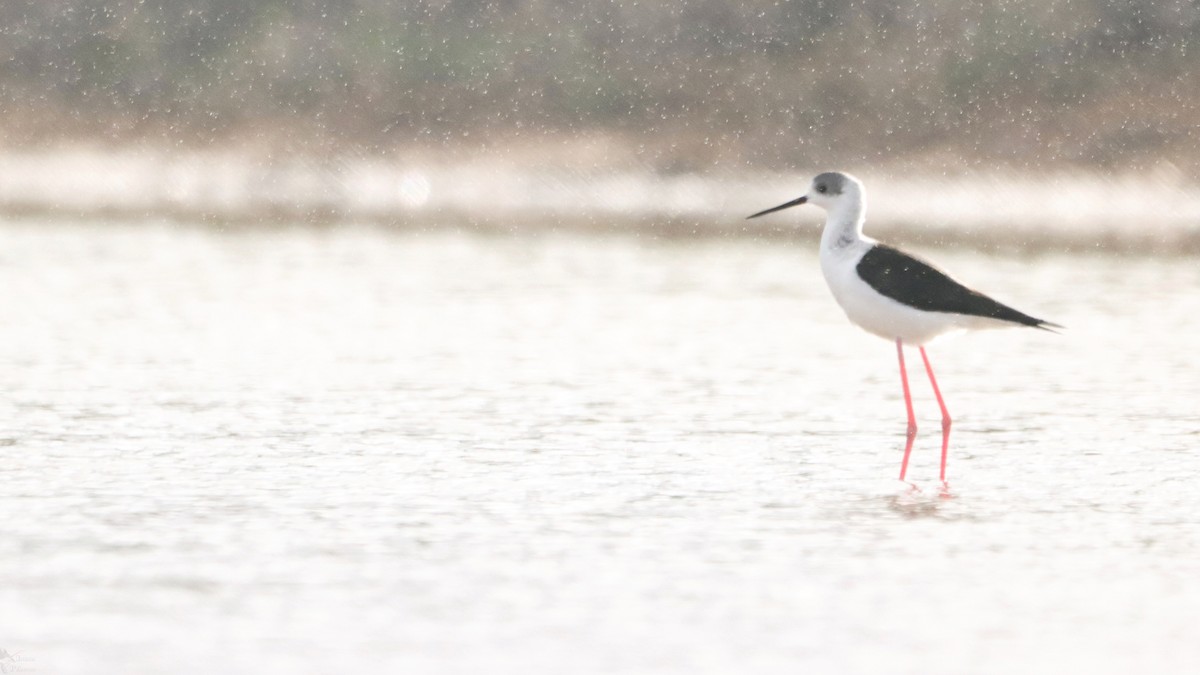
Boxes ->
[819,194,868,253]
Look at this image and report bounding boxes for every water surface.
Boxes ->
[2,221,1198,674]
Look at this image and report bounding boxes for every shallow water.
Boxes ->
[1,220,1199,674]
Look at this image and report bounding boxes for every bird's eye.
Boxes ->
[816,184,827,194]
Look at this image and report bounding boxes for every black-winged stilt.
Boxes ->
[748,171,1059,488]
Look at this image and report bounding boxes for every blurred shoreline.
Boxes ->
[1,146,1197,255]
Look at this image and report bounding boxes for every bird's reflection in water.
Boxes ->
[883,485,964,520]
[886,494,945,519]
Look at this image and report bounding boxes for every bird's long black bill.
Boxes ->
[747,195,807,219]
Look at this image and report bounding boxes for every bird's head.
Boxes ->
[747,171,863,219]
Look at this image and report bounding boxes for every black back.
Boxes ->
[856,244,1045,326]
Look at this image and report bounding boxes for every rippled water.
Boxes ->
[2,220,1199,674]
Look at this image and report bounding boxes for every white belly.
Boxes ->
[819,244,1005,345]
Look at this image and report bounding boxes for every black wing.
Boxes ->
[856,244,1053,328]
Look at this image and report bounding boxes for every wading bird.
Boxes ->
[749,172,1059,488]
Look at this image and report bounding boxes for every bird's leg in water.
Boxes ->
[896,339,918,488]
[919,346,952,492]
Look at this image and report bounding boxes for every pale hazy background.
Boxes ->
[0,0,1198,249]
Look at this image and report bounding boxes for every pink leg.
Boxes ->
[896,339,918,483]
[918,346,952,485]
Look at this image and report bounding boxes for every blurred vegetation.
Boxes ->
[1,0,1198,170]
